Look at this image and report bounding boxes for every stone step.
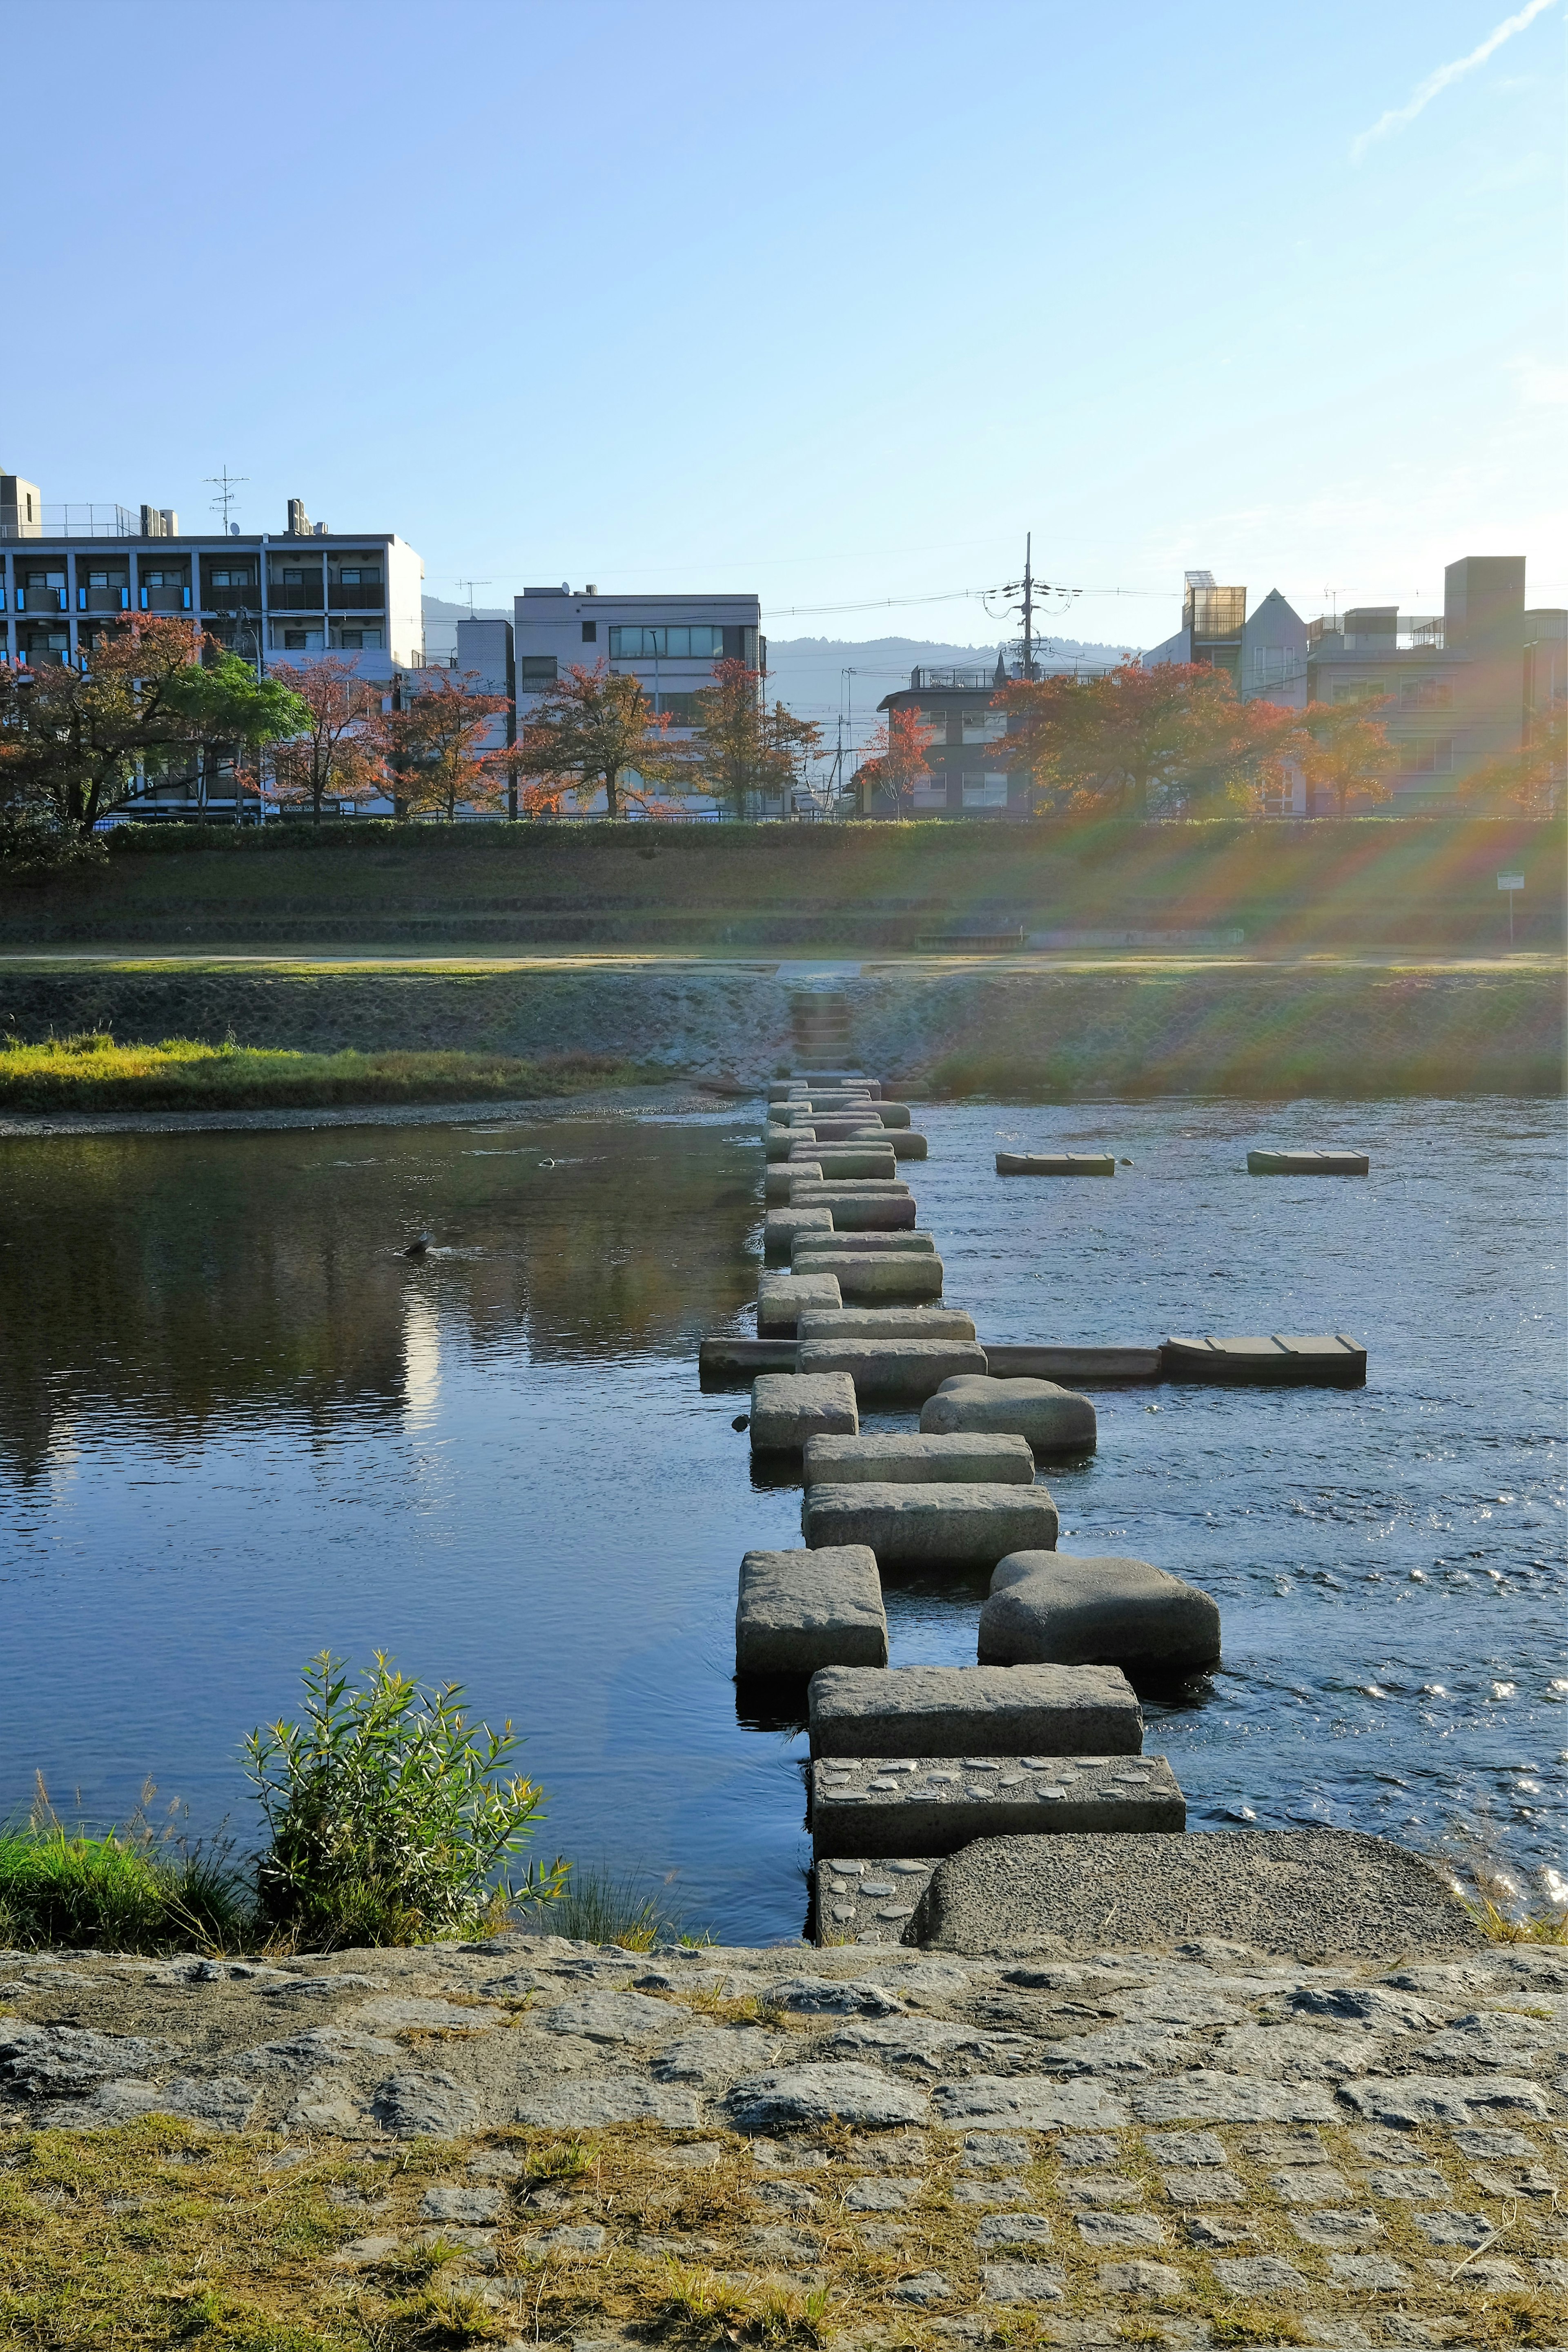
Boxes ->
[1247,1149,1369,1176]
[802,1478,1058,1567]
[789,1146,899,1180]
[735,1544,886,1675]
[813,1857,936,1941]
[797,1307,974,1342]
[1161,1334,1367,1386]
[797,1337,983,1403]
[789,1229,938,1263]
[803,1432,1036,1487]
[757,1273,842,1337]
[749,1371,858,1454]
[808,1662,1144,1759]
[996,1152,1116,1177]
[789,1190,918,1230]
[889,1131,928,1159]
[980,1552,1223,1681]
[764,1208,836,1264]
[793,1252,944,1303]
[698,1336,797,1385]
[922,1373,1096,1452]
[811,1751,1186,1857]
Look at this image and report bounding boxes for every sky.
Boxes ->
[6,0,1565,655]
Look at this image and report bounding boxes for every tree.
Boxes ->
[998,659,1265,818]
[687,659,822,817]
[510,662,689,819]
[165,653,314,824]
[1457,693,1565,817]
[383,669,509,821]
[1292,697,1394,818]
[0,617,305,839]
[856,705,936,817]
[254,657,389,822]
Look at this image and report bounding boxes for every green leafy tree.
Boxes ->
[244,1652,568,1946]
[511,661,689,819]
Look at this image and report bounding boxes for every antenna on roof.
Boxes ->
[454,579,492,618]
[206,466,247,529]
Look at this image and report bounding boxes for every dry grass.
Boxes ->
[0,1032,656,1114]
[3,2108,1566,2352]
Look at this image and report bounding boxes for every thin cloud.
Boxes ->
[1351,0,1558,160]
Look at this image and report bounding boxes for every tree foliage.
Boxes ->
[254,657,388,821]
[510,661,689,819]
[383,668,509,820]
[688,659,822,817]
[0,618,305,839]
[1457,692,1565,817]
[1292,696,1395,817]
[857,705,937,817]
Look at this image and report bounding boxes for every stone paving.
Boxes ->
[4,1928,1567,2345]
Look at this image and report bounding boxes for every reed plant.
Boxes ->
[0,1777,249,1954]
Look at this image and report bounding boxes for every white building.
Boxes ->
[513,583,762,815]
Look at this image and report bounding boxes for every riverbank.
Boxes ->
[0,1035,662,1117]
[0,955,1560,1098]
[4,1928,1566,2351]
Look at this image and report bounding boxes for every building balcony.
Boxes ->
[328,582,385,610]
[1308,615,1444,653]
[201,588,261,612]
[79,586,129,612]
[268,582,326,610]
[139,586,192,612]
[15,587,67,612]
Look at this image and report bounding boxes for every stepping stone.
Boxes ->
[767,1161,821,1203]
[798,1308,971,1341]
[996,1152,1115,1176]
[797,1341,987,1406]
[889,1132,928,1159]
[736,1546,886,1675]
[791,1188,917,1230]
[808,1663,1143,1759]
[750,1373,858,1455]
[791,1145,898,1180]
[757,1273,842,1337]
[909,1829,1486,1958]
[811,1755,1184,1858]
[1160,1333,1367,1385]
[810,1858,937,1940]
[793,1253,946,1302]
[803,1433,1036,1488]
[979,1554,1222,1679]
[1247,1149,1369,1175]
[921,1374,1096,1453]
[791,1230,937,1260]
[764,1209,835,1265]
[803,1481,1059,1570]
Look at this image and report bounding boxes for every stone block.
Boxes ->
[750,1372,859,1453]
[807,1662,1143,1759]
[906,1829,1487,1958]
[810,1752,1185,1857]
[767,1160,820,1203]
[765,1209,835,1265]
[793,1146,898,1179]
[798,1307,974,1341]
[797,1339,985,1403]
[979,1554,1223,1680]
[890,1131,929,1159]
[791,1229,936,1261]
[809,1118,887,1142]
[803,1480,1058,1569]
[811,1858,937,1942]
[792,1192,919,1231]
[757,1273,842,1337]
[794,1251,944,1302]
[725,2062,928,2133]
[802,1434,1035,1488]
[1247,1149,1369,1175]
[736,1546,887,1675]
[871,1102,911,1127]
[996,1152,1115,1176]
[921,1374,1097,1454]
[765,1132,804,1162]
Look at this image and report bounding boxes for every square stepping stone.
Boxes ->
[764,1208,835,1264]
[1161,2168,1246,2205]
[757,1273,842,1338]
[749,1373,858,1455]
[1368,2165,1449,2199]
[791,1229,935,1261]
[811,1752,1183,1857]
[1145,2131,1227,2167]
[810,1857,935,1943]
[1057,2134,1125,2167]
[803,1481,1059,1569]
[1327,2254,1412,2289]
[736,1546,886,1676]
[796,1341,986,1406]
[803,1432,1035,1487]
[793,1254,945,1303]
[961,2134,1034,2169]
[1291,2210,1384,2246]
[1270,2166,1351,2203]
[808,1662,1143,1759]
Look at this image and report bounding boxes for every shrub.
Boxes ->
[244,1652,568,1947]
[0,1780,248,1954]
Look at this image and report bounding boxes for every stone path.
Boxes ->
[5,1929,1566,2345]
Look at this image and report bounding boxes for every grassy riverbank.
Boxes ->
[0,1034,654,1114]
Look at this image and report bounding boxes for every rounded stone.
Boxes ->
[921,1374,1096,1453]
[979,1553,1222,1680]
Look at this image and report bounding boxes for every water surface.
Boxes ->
[0,1098,1561,1940]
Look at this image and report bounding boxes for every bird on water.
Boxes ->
[402,1236,430,1259]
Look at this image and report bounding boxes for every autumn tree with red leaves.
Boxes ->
[1290,697,1394,817]
[256,657,387,822]
[856,705,937,818]
[383,669,509,820]
[688,659,822,818]
[509,663,689,819]
[998,659,1301,817]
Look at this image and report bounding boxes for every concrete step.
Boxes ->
[808,1662,1143,1760]
[811,1751,1186,1856]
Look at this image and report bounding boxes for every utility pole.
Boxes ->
[1022,532,1035,680]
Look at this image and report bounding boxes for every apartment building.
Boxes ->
[871,659,1023,816]
[513,583,762,815]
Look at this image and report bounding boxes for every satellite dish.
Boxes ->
[561,581,570,593]
[230,523,240,537]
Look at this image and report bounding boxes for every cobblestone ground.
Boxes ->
[4,1931,1566,2348]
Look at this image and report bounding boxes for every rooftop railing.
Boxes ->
[1,503,142,540]
[1308,615,1445,653]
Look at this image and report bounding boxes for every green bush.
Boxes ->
[244,1653,568,1947]
[0,1786,248,1954]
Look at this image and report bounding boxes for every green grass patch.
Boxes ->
[0,1032,658,1114]
[0,1817,250,1956]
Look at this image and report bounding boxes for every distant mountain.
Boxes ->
[762,633,1139,731]
[423,595,510,664]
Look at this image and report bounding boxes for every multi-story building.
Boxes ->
[512,583,762,815]
[870,659,1025,816]
[0,479,425,816]
[1142,573,1309,707]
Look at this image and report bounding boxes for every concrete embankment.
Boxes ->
[1,956,1561,1096]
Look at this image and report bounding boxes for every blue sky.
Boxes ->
[7,0,1564,649]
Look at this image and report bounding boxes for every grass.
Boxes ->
[519,1862,706,1951]
[0,1780,250,1956]
[0,1032,660,1114]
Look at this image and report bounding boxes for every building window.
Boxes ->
[961,710,1007,743]
[519,656,558,693]
[651,690,702,727]
[1401,677,1453,708]
[1399,737,1454,775]
[1333,677,1388,702]
[582,620,597,642]
[275,626,324,652]
[208,568,253,588]
[607,624,725,659]
[335,629,382,650]
[87,569,127,589]
[335,566,380,586]
[961,772,1010,807]
[1252,646,1301,684]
